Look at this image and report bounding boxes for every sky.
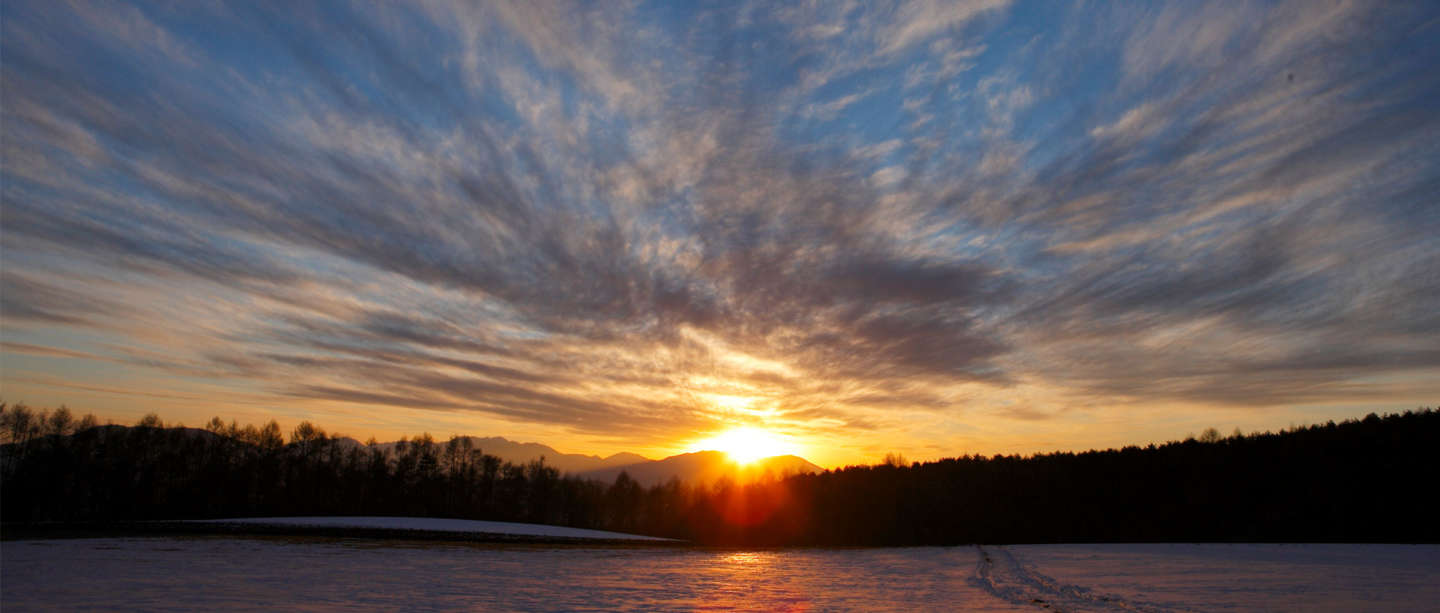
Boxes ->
[2,0,1437,468]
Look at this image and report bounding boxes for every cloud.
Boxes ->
[1089,102,1161,143]
[1,0,1437,456]
[801,90,877,121]
[877,0,1010,57]
[0,342,102,360]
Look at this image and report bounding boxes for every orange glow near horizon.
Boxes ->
[691,426,800,464]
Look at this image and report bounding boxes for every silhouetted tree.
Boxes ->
[3,405,1436,545]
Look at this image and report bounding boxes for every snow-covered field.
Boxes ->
[980,543,1440,612]
[186,516,676,541]
[3,539,1436,611]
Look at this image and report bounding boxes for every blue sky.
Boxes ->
[2,0,1437,465]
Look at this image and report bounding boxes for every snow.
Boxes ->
[186,515,677,541]
[3,540,1436,611]
[992,543,1440,612]
[0,540,1022,612]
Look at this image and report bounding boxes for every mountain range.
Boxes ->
[21,425,826,488]
[382,436,825,486]
[366,436,648,474]
[577,451,824,487]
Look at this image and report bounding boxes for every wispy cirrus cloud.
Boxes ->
[2,0,1436,463]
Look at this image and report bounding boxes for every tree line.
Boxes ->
[2,402,1435,545]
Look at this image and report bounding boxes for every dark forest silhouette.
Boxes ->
[2,403,1435,546]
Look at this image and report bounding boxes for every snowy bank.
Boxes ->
[185,516,677,542]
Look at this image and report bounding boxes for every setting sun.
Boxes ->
[692,427,798,464]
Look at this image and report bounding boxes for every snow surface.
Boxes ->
[187,516,676,541]
[3,540,1436,611]
[992,543,1440,612]
[0,540,1021,612]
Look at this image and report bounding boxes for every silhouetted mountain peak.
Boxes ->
[603,451,649,464]
[403,436,652,474]
[581,450,824,487]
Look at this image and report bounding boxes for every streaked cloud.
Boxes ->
[2,0,1436,465]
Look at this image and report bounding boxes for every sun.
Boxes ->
[692,426,797,464]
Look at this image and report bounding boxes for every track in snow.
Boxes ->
[972,546,1196,613]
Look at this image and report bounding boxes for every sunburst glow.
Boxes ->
[692,427,798,464]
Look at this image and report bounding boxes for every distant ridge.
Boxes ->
[374,436,649,474]
[22,421,825,487]
[580,450,824,487]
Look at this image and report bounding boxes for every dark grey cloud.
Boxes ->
[0,274,123,327]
